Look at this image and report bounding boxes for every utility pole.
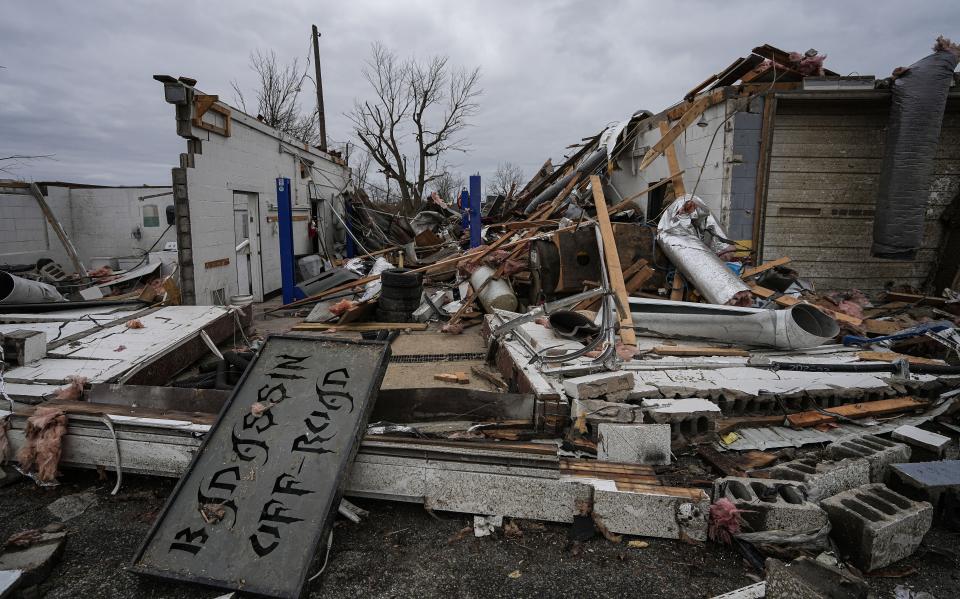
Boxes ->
[311,24,328,152]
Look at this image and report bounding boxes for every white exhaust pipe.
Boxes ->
[629,297,839,350]
[0,271,65,304]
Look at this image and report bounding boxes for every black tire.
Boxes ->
[378,295,421,312]
[376,308,413,323]
[381,284,423,301]
[381,268,422,288]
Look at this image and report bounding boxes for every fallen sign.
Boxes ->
[131,335,391,599]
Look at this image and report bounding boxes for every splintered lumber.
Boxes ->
[579,260,652,312]
[652,345,749,357]
[669,272,685,301]
[638,97,711,174]
[856,351,944,366]
[29,182,87,278]
[785,397,928,428]
[291,322,428,332]
[740,256,791,279]
[747,282,863,326]
[658,121,686,196]
[697,446,776,477]
[862,320,904,335]
[591,175,636,346]
[624,264,655,294]
[608,176,681,215]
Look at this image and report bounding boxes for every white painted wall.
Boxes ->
[607,100,734,223]
[178,101,349,304]
[0,183,172,271]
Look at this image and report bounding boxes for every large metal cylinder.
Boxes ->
[469,265,518,313]
[0,271,65,304]
[629,297,839,350]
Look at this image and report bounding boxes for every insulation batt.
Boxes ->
[17,406,68,483]
[656,195,751,306]
[872,37,960,259]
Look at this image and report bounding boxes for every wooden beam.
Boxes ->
[29,183,87,278]
[856,351,944,366]
[637,97,709,174]
[669,272,685,301]
[786,397,928,428]
[751,93,777,262]
[659,121,686,196]
[653,346,749,357]
[747,283,863,326]
[591,175,635,346]
[608,175,682,215]
[291,322,429,332]
[740,256,791,279]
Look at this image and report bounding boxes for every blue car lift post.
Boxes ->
[468,174,482,248]
[277,177,306,305]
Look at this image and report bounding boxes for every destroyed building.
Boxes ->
[2,39,960,599]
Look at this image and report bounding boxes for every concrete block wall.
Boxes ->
[173,95,349,304]
[0,186,71,267]
[608,97,741,232]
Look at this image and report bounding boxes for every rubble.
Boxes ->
[1,34,960,599]
[821,483,933,571]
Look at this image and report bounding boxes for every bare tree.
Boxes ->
[430,170,465,204]
[231,50,320,146]
[349,42,481,215]
[0,154,54,176]
[489,161,524,198]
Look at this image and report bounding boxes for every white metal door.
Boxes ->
[233,192,254,297]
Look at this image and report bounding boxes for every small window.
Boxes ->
[143,205,160,227]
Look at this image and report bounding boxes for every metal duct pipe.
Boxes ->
[523,148,607,215]
[657,229,751,305]
[0,271,65,304]
[629,298,839,350]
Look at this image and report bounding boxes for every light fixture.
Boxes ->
[696,114,709,128]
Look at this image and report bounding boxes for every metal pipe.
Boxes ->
[0,271,65,304]
[523,148,607,215]
[629,297,839,350]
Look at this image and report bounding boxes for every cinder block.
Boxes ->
[765,557,869,599]
[891,425,951,456]
[821,483,932,571]
[886,460,960,510]
[827,435,911,482]
[642,397,721,437]
[597,423,671,465]
[714,477,828,533]
[593,486,710,541]
[562,371,634,400]
[768,457,870,502]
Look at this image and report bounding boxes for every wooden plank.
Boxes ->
[591,175,635,346]
[637,97,710,174]
[669,272,685,301]
[747,283,863,326]
[862,320,904,335]
[697,446,775,477]
[740,256,791,279]
[624,265,655,295]
[658,121,686,196]
[786,397,928,428]
[292,322,429,332]
[856,351,944,366]
[652,346,749,357]
[29,183,87,277]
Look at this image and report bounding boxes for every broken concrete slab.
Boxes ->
[891,425,951,456]
[714,477,828,533]
[887,460,960,509]
[642,397,721,436]
[473,514,503,537]
[562,371,634,400]
[768,457,870,501]
[765,556,869,599]
[827,434,911,482]
[593,486,710,541]
[571,398,644,425]
[46,490,98,522]
[0,531,67,589]
[821,483,932,572]
[597,423,671,465]
[0,569,22,599]
[709,582,767,599]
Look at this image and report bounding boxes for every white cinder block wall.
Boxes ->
[166,85,349,305]
[607,99,735,223]
[0,183,172,270]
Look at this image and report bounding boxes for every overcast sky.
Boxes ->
[0,1,953,188]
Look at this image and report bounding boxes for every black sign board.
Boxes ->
[132,335,391,598]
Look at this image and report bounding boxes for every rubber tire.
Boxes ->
[378,295,421,312]
[381,285,423,301]
[376,308,413,323]
[381,268,422,288]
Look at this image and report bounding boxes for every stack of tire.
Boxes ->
[377,268,423,323]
